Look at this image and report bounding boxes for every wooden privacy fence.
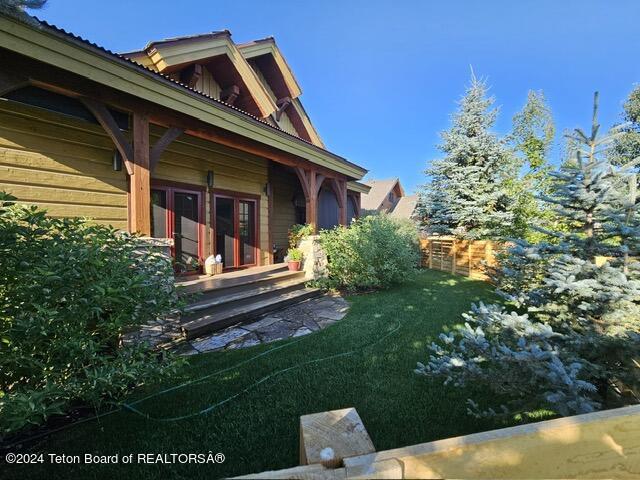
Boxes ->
[420,236,500,280]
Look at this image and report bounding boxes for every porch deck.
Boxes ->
[176,263,291,294]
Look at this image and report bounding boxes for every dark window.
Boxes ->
[3,86,129,130]
[318,188,339,230]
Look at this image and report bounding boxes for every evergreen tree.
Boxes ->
[610,84,640,171]
[506,91,556,240]
[417,93,640,418]
[0,0,47,22]
[419,75,513,239]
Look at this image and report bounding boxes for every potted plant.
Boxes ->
[286,247,303,271]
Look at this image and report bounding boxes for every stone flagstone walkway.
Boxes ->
[175,293,350,355]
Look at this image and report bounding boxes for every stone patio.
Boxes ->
[124,292,350,355]
[180,293,349,355]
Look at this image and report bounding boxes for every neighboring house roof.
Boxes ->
[361,178,404,211]
[0,14,367,179]
[389,195,419,220]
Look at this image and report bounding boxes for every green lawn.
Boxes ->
[9,270,509,480]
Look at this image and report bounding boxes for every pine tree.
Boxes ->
[507,91,556,240]
[417,93,640,418]
[610,84,640,171]
[0,0,47,22]
[419,75,514,239]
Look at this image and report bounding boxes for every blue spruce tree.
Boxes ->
[419,75,514,239]
[417,94,640,418]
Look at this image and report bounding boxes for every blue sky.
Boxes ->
[35,0,640,193]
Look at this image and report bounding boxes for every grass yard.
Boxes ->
[8,270,510,480]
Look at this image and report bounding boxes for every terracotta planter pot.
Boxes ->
[287,260,301,271]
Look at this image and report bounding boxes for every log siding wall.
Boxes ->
[0,99,129,229]
[0,100,273,265]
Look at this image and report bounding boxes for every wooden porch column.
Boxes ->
[295,167,318,232]
[307,170,318,232]
[130,112,151,235]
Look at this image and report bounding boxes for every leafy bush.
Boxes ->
[0,196,182,437]
[319,214,420,291]
[288,223,314,248]
[286,248,303,262]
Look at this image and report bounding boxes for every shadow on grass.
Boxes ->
[7,269,504,480]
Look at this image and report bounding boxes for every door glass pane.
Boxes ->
[174,192,199,273]
[215,197,235,268]
[239,200,256,265]
[151,189,167,238]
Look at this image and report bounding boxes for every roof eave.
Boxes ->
[0,14,367,179]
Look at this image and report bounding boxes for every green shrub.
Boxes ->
[286,248,303,262]
[319,214,420,291]
[288,223,313,248]
[0,196,182,437]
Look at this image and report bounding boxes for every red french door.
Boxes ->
[212,192,259,270]
[151,183,204,274]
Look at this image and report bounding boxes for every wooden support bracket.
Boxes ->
[80,98,134,175]
[150,126,184,171]
[0,71,29,97]
[275,96,292,121]
[180,64,203,89]
[221,85,240,105]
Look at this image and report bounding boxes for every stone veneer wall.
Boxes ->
[298,235,328,280]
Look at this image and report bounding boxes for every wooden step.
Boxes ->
[177,264,298,296]
[184,277,308,314]
[182,287,322,340]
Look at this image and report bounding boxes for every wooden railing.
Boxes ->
[420,236,500,280]
[238,404,640,479]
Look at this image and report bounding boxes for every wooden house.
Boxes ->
[0,15,370,274]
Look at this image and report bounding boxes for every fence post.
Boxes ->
[428,240,433,269]
[451,238,456,274]
[468,242,472,277]
[485,241,493,267]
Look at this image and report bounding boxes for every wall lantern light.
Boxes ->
[207,170,214,188]
[113,150,123,172]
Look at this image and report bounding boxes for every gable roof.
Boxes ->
[238,37,302,100]
[120,30,277,118]
[122,30,325,147]
[389,195,419,220]
[361,178,405,210]
[0,14,367,179]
